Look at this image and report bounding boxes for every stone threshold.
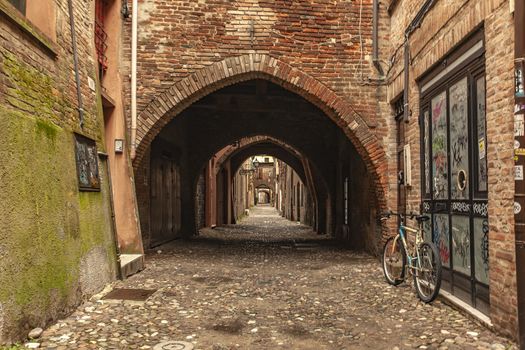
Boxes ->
[120,254,144,279]
[439,289,492,328]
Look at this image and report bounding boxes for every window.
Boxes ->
[5,0,56,42]
[8,0,26,14]
[419,31,488,314]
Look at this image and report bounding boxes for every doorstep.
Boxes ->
[439,289,492,328]
[119,254,144,279]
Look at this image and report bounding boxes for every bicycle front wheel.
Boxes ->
[414,242,442,303]
[382,236,406,285]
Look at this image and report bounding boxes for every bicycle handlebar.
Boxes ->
[380,210,425,221]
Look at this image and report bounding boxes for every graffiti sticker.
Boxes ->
[516,165,524,181]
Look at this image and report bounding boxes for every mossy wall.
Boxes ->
[0,107,117,342]
[0,4,117,341]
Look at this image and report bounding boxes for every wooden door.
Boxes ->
[150,156,181,247]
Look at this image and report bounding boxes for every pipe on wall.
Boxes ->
[67,0,84,129]
[402,0,436,122]
[372,0,384,76]
[130,0,138,159]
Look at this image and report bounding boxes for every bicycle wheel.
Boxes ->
[413,242,442,303]
[382,236,406,285]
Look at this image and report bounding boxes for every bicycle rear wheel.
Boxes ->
[413,242,442,303]
[382,236,406,285]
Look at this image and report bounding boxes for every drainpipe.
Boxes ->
[403,36,410,122]
[130,0,138,159]
[402,0,436,122]
[67,0,84,129]
[514,0,525,346]
[372,0,384,76]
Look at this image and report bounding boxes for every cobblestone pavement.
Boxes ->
[37,205,516,349]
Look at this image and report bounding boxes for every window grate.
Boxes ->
[95,0,108,79]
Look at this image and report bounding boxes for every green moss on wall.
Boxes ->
[0,106,116,341]
[35,118,59,143]
[2,52,66,125]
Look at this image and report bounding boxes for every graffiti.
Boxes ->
[423,202,431,212]
[452,216,470,274]
[474,217,490,284]
[481,219,489,268]
[423,219,432,243]
[432,91,448,200]
[433,214,450,267]
[473,202,488,216]
[432,94,445,123]
[451,135,468,167]
[449,78,469,200]
[433,177,447,199]
[452,202,470,213]
[477,78,488,191]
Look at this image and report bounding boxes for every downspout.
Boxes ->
[130,0,138,159]
[402,0,436,122]
[67,0,84,129]
[403,36,409,122]
[372,0,384,76]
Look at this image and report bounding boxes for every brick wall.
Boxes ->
[123,0,392,225]
[388,0,517,339]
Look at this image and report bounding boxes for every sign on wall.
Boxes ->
[74,134,101,191]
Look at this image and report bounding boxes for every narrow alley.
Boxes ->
[38,206,513,350]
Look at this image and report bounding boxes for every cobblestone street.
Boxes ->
[38,206,515,350]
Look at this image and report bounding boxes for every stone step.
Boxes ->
[120,254,144,279]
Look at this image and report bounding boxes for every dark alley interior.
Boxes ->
[135,79,381,253]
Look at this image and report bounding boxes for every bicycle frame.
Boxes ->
[392,220,424,273]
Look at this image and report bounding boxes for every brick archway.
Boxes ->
[134,54,387,210]
[213,135,303,175]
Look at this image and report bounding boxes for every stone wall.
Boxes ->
[0,0,116,343]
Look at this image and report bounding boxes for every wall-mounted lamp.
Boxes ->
[121,0,130,19]
[115,139,124,153]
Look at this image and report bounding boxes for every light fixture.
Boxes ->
[114,139,124,153]
[121,0,130,18]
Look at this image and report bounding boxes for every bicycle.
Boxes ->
[380,211,442,303]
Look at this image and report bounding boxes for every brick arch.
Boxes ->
[134,54,387,209]
[213,135,303,176]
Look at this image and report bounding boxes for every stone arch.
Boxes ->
[134,54,388,211]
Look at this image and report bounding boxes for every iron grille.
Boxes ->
[95,0,108,79]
